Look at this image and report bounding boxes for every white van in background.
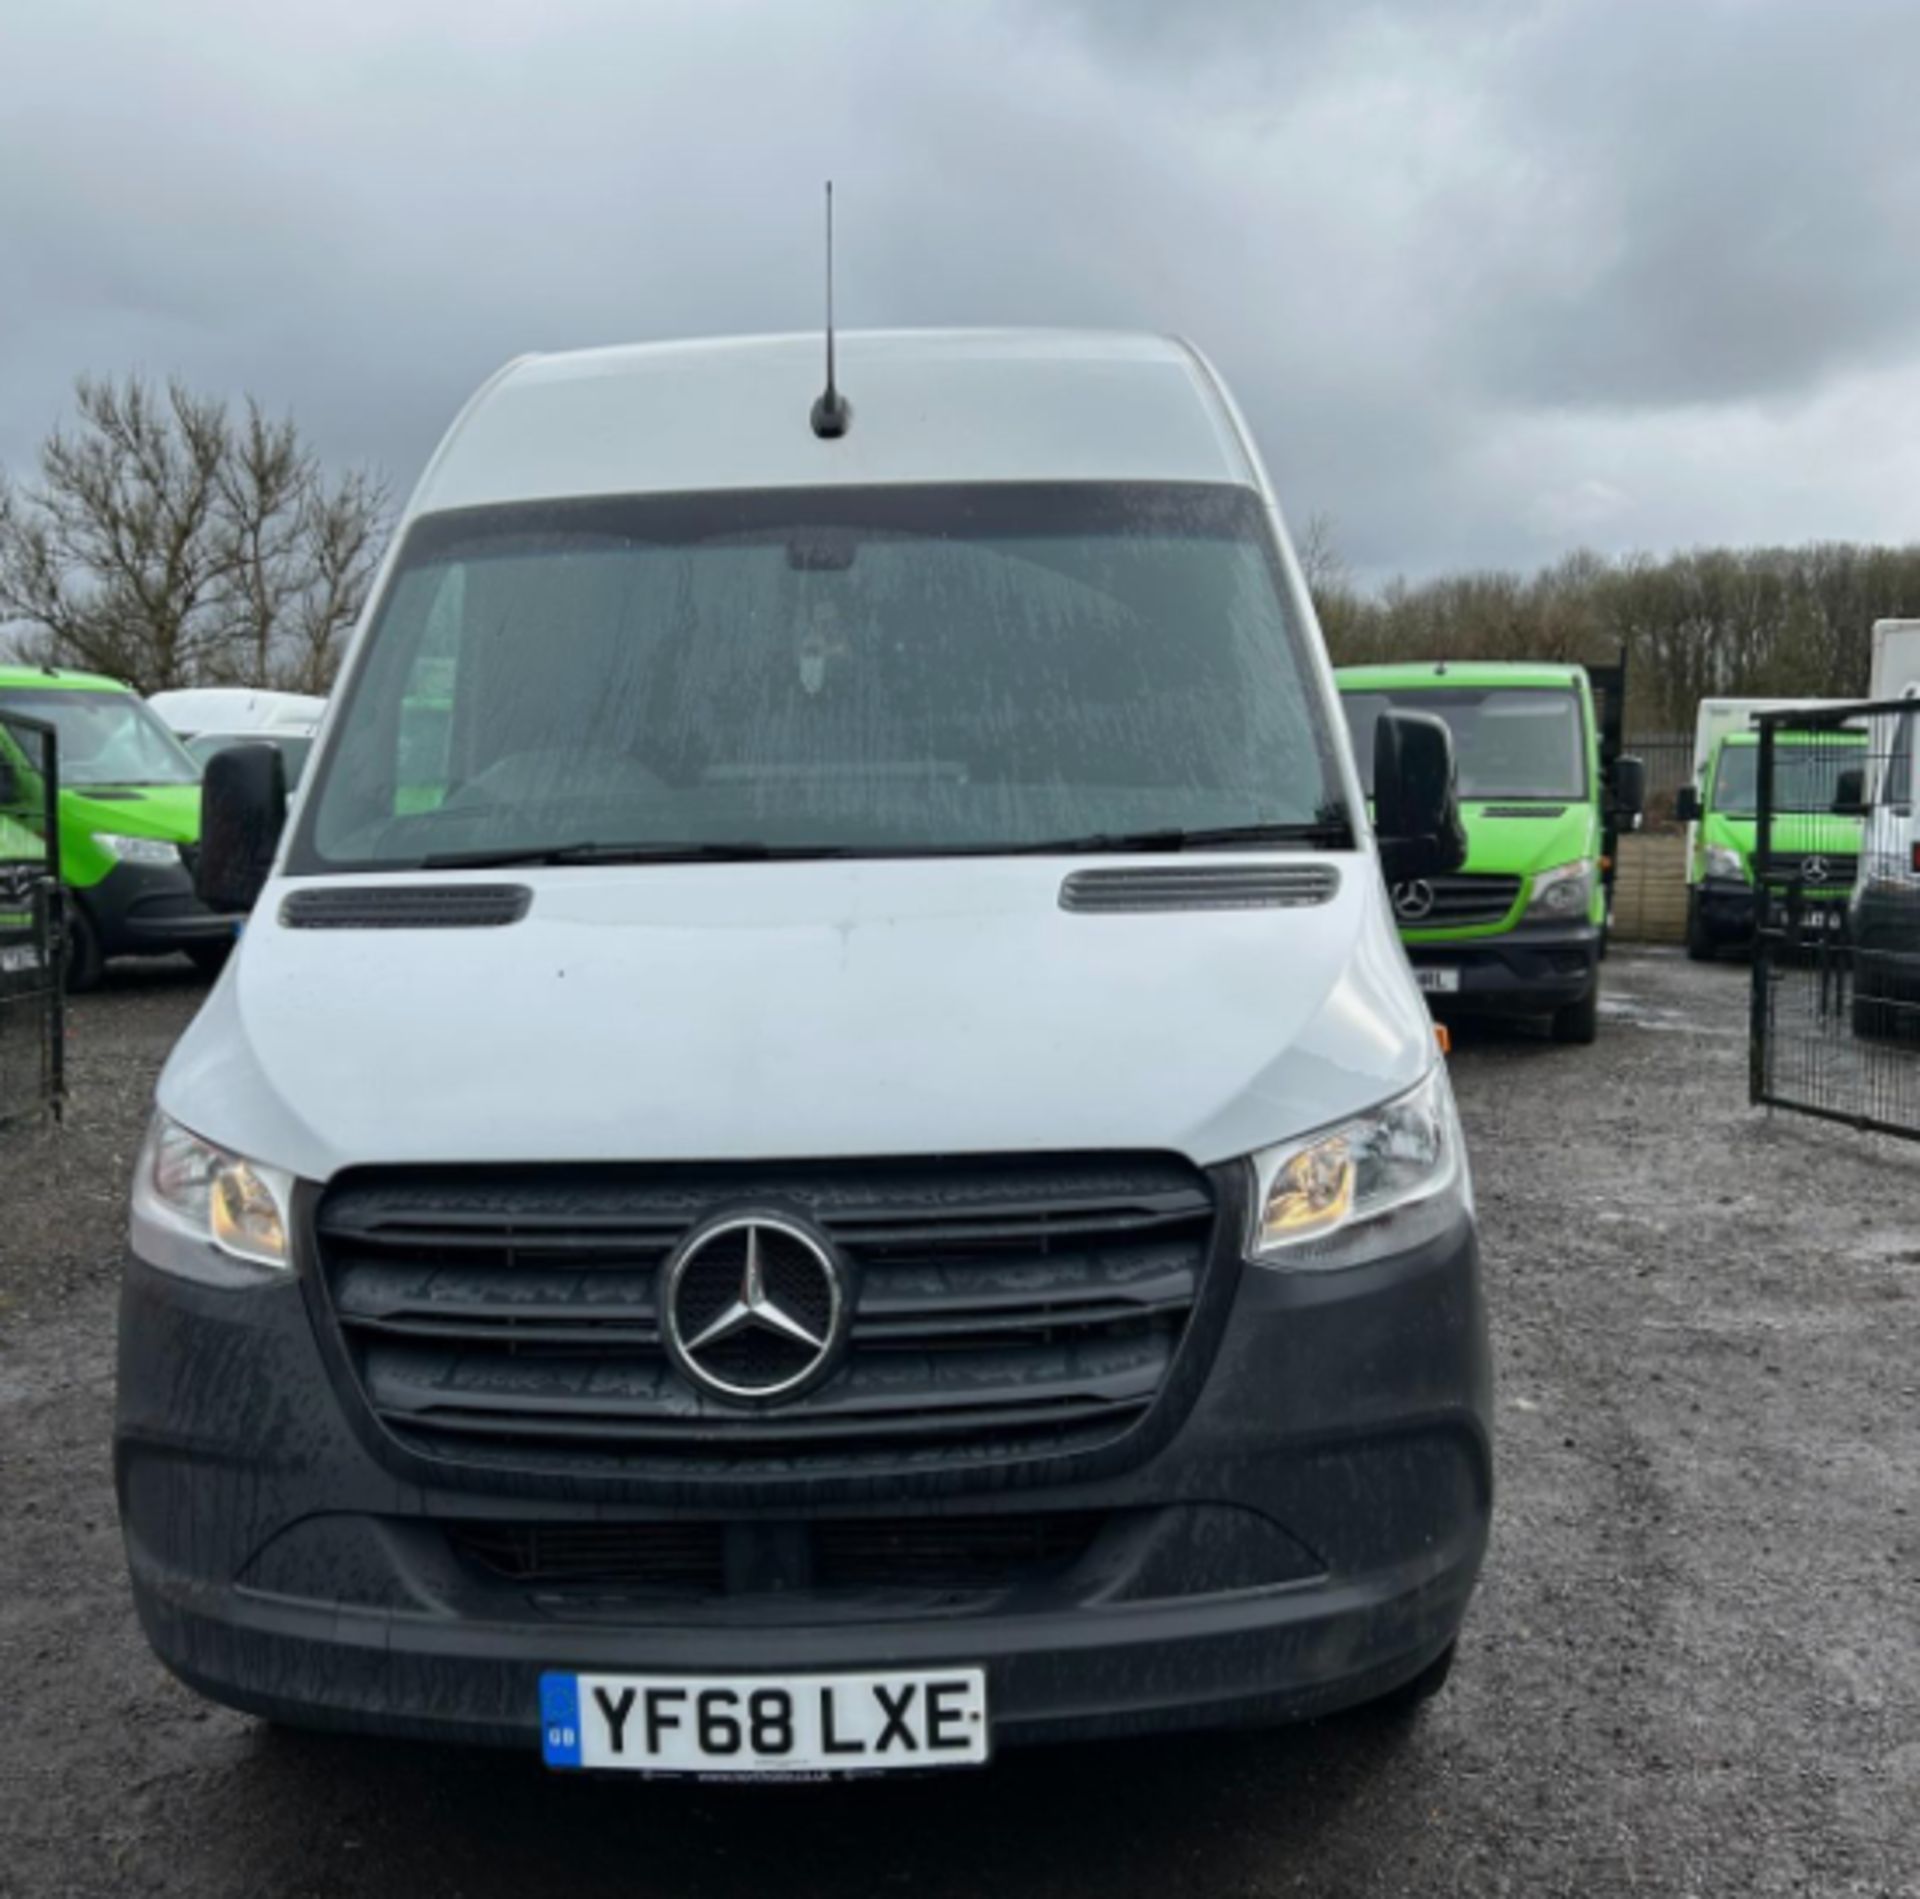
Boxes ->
[148,687,326,787]
[1849,621,1920,1038]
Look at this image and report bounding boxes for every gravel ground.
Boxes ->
[1,947,1916,1899]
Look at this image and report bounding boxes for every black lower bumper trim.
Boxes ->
[79,860,236,958]
[1694,881,1757,945]
[1407,922,1600,1016]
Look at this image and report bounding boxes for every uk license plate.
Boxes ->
[1416,967,1461,994]
[540,1669,989,1776]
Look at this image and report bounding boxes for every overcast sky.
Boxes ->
[4,0,1918,585]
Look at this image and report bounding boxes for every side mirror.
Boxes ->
[1673,784,1701,824]
[1374,710,1467,884]
[1832,766,1865,816]
[196,743,287,914]
[1610,755,1647,825]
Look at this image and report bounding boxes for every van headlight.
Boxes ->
[1704,844,1746,882]
[97,832,182,868]
[1525,859,1595,919]
[131,1112,295,1282]
[1248,1066,1469,1270]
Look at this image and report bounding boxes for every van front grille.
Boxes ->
[312,1155,1220,1481]
[1758,852,1858,889]
[1399,873,1522,928]
[445,1511,1107,1597]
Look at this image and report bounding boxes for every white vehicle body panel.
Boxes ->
[163,856,1429,1182]
[1859,679,1919,894]
[149,688,326,738]
[410,331,1256,513]
[1869,620,1920,702]
[1862,628,1920,891]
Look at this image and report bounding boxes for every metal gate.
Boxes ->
[0,711,64,1127]
[1749,699,1920,1140]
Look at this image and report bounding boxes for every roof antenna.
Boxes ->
[809,181,851,439]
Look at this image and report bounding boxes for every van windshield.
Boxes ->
[1712,740,1863,816]
[1341,687,1586,802]
[185,731,316,787]
[0,687,200,788]
[295,483,1344,870]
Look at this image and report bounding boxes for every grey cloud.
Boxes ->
[1458,3,1920,409]
[1,0,1917,589]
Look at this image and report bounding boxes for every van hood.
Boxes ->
[159,856,1433,1182]
[64,782,201,844]
[1709,812,1864,860]
[1454,800,1595,878]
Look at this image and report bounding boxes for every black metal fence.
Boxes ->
[1749,699,1919,1141]
[1623,731,1696,827]
[0,712,64,1128]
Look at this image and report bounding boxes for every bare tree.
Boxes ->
[0,377,230,689]
[214,400,388,692]
[216,398,311,689]
[0,373,387,694]
[275,466,388,693]
[1294,511,1347,599]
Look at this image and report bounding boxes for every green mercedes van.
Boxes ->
[0,667,235,988]
[1338,661,1643,1044]
[1674,727,1866,960]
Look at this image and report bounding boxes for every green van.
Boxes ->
[1674,727,1866,960]
[0,667,235,989]
[1337,661,1643,1044]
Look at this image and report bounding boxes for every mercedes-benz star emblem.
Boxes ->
[662,1215,848,1403]
[1392,879,1437,922]
[1800,855,1831,885]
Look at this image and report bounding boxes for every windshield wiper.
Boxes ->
[417,841,853,870]
[991,820,1353,855]
[416,820,1353,871]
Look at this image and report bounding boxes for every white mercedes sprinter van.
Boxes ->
[117,329,1489,1772]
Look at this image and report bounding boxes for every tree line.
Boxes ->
[1303,523,1920,732]
[0,375,388,696]
[2,376,1915,725]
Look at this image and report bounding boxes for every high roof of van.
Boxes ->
[1335,661,1590,693]
[148,687,326,734]
[0,665,129,695]
[412,329,1262,514]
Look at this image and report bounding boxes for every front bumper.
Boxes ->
[1694,879,1757,945]
[79,860,236,958]
[1405,920,1600,1016]
[1851,880,1920,964]
[1852,881,1920,1014]
[115,1216,1493,1753]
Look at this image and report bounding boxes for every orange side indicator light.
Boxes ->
[1433,1022,1452,1055]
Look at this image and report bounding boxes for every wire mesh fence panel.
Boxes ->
[1749,700,1920,1141]
[1624,732,1696,827]
[0,712,64,1128]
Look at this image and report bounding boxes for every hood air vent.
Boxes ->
[1060,864,1339,913]
[281,885,532,930]
[1477,805,1567,820]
